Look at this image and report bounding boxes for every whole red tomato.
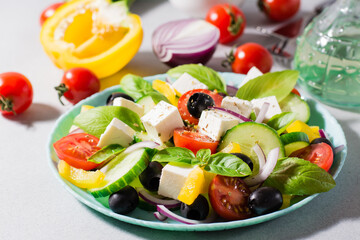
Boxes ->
[258,0,301,22]
[40,2,64,26]
[206,4,246,44]
[55,68,100,105]
[0,72,33,116]
[223,42,273,74]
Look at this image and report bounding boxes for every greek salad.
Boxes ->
[53,64,342,224]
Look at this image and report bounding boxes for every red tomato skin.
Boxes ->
[209,175,252,220]
[173,127,219,155]
[40,2,64,26]
[206,4,246,44]
[289,143,333,171]
[177,89,223,125]
[291,88,301,97]
[259,0,301,22]
[231,43,273,74]
[62,68,100,105]
[0,72,33,116]
[53,133,101,170]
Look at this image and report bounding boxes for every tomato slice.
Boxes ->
[291,88,301,97]
[177,89,223,125]
[53,133,101,170]
[209,175,252,220]
[173,127,219,155]
[289,142,333,171]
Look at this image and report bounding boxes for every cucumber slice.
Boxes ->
[136,93,170,114]
[89,148,149,198]
[218,122,285,173]
[279,93,310,123]
[280,132,310,156]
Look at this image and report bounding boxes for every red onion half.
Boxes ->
[152,19,220,67]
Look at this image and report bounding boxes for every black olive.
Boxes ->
[248,187,283,215]
[311,138,334,152]
[106,92,134,105]
[139,161,163,192]
[180,195,209,220]
[187,92,215,118]
[231,153,254,171]
[108,186,139,214]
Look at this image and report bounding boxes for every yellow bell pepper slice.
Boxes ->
[177,166,205,205]
[40,0,143,79]
[219,142,241,153]
[58,160,105,189]
[152,79,178,106]
[286,120,320,142]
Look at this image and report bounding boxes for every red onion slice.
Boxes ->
[209,106,252,122]
[255,102,270,123]
[154,211,167,221]
[334,144,345,154]
[244,147,280,187]
[156,205,215,224]
[319,129,329,139]
[123,141,159,154]
[138,188,181,209]
[68,126,85,135]
[253,144,266,173]
[226,85,238,97]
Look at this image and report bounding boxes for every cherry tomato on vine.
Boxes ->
[174,127,219,155]
[53,133,101,170]
[0,72,33,116]
[55,68,100,105]
[258,0,301,22]
[223,42,273,74]
[205,4,246,44]
[40,2,64,26]
[209,175,252,220]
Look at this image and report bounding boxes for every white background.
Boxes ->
[1,0,360,239]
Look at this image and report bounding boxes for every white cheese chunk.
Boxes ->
[97,118,135,148]
[238,66,263,88]
[221,96,253,119]
[251,96,282,122]
[198,110,239,141]
[113,97,144,116]
[171,72,208,95]
[158,164,198,200]
[140,101,184,144]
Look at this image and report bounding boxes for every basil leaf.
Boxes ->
[144,92,170,104]
[267,112,296,134]
[263,157,336,195]
[236,70,299,102]
[88,144,124,164]
[73,106,144,138]
[152,147,196,164]
[167,64,227,93]
[196,149,211,165]
[204,153,252,177]
[120,74,159,100]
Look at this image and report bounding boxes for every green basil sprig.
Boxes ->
[120,74,160,100]
[152,148,252,177]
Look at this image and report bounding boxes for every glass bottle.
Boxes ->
[294,0,360,109]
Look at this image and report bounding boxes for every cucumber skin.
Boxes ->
[279,93,310,123]
[280,132,309,146]
[89,149,149,198]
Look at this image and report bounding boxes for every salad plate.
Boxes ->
[47,72,347,231]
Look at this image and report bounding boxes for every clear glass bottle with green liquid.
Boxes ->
[294,0,360,109]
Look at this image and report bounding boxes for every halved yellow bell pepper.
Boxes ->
[40,0,143,78]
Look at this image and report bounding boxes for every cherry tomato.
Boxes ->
[225,42,273,74]
[53,133,101,170]
[0,72,33,116]
[258,0,301,22]
[177,89,223,125]
[291,88,301,97]
[209,175,252,220]
[174,127,219,155]
[55,68,100,105]
[205,4,246,44]
[40,2,64,26]
[289,143,333,172]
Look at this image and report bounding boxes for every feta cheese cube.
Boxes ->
[238,66,263,88]
[198,110,239,141]
[171,72,208,95]
[97,118,135,148]
[221,96,253,119]
[158,164,198,200]
[141,101,184,144]
[113,97,144,116]
[251,96,282,122]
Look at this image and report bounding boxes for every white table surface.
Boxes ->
[1,0,360,239]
